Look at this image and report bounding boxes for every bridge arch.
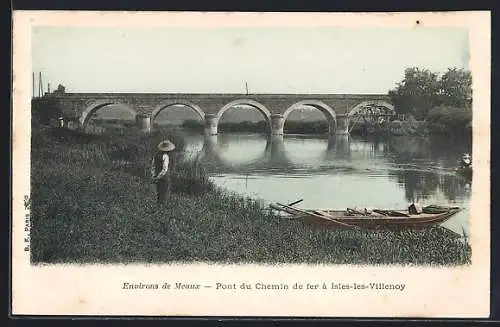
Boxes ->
[80,100,137,126]
[347,100,395,117]
[216,99,272,126]
[151,100,205,122]
[283,100,337,134]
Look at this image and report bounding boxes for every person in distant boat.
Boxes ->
[151,140,176,207]
[460,153,472,169]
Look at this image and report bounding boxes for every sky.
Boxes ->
[31,26,469,95]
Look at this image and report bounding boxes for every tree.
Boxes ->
[52,84,66,95]
[426,104,472,135]
[388,67,440,119]
[438,68,472,108]
[389,67,472,120]
[31,97,63,126]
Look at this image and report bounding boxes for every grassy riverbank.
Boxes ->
[31,126,471,265]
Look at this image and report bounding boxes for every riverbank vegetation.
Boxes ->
[182,118,429,137]
[182,119,269,133]
[182,119,332,135]
[389,67,472,137]
[31,124,471,265]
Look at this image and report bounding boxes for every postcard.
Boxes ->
[12,11,491,317]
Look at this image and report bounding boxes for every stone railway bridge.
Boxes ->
[50,93,394,135]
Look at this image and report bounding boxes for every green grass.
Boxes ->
[30,125,471,265]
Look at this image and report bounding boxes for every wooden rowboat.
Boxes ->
[270,202,462,231]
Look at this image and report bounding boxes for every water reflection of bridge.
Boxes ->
[190,133,472,203]
[195,134,352,174]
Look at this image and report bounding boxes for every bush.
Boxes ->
[414,121,429,135]
[219,120,268,133]
[285,120,329,134]
[182,119,204,132]
[426,105,472,135]
[183,119,332,135]
[389,120,406,135]
[171,160,215,195]
[31,97,64,126]
[384,118,428,136]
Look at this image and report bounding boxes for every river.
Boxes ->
[178,132,472,236]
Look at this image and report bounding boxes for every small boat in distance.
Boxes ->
[270,202,462,231]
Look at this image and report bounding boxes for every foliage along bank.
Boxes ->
[388,67,472,137]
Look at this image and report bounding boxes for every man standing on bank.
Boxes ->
[151,140,176,207]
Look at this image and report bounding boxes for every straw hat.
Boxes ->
[157,140,176,152]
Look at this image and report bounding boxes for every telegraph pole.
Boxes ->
[38,72,43,97]
[245,81,249,95]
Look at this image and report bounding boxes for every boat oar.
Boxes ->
[269,200,303,215]
[269,203,301,216]
[287,199,304,207]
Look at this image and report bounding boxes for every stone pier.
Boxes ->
[204,114,218,135]
[270,114,285,135]
[336,115,350,135]
[136,114,152,133]
[203,134,219,153]
[265,134,286,158]
[334,134,351,156]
